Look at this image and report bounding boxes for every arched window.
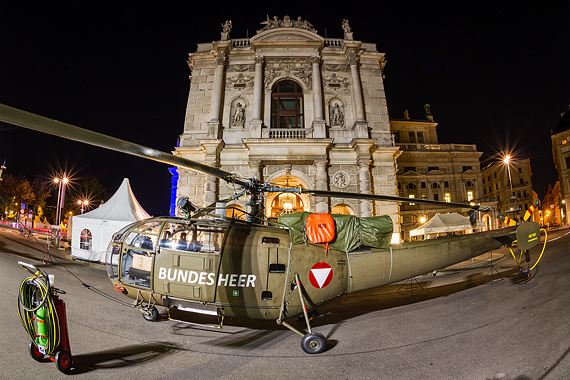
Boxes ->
[431,182,441,189]
[406,183,417,189]
[466,180,474,187]
[80,229,92,250]
[227,204,245,220]
[331,204,354,215]
[271,81,304,129]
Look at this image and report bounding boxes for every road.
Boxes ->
[1,226,569,380]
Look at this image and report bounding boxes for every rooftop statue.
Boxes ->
[220,20,232,40]
[342,19,351,33]
[258,15,317,34]
[342,19,353,40]
[221,20,232,33]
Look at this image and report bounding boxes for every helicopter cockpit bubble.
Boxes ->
[111,221,138,244]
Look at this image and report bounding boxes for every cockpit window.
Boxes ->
[111,221,139,243]
[121,249,152,288]
[118,220,164,289]
[126,233,156,250]
[160,222,226,254]
[105,243,120,280]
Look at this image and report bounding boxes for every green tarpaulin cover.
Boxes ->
[279,212,393,251]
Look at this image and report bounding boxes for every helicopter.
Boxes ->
[0,103,541,354]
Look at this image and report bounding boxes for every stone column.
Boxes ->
[315,161,328,213]
[348,50,369,139]
[203,157,218,208]
[358,160,372,217]
[348,52,365,121]
[311,56,327,138]
[207,50,227,138]
[168,167,179,217]
[250,55,264,138]
[200,140,224,208]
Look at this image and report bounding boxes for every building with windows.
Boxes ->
[173,17,400,236]
[481,158,534,225]
[541,181,563,227]
[391,113,497,240]
[550,109,570,226]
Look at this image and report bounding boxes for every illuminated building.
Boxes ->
[392,111,497,240]
[550,109,570,226]
[173,17,400,233]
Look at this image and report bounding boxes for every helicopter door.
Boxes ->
[154,221,226,303]
[260,236,287,302]
[120,220,162,289]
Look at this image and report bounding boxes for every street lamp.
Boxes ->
[77,199,88,214]
[503,155,513,197]
[53,173,68,248]
[54,174,68,226]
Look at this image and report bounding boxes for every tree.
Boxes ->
[59,178,109,224]
[32,177,52,223]
[0,174,35,219]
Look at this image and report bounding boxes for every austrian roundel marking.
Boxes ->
[309,262,333,289]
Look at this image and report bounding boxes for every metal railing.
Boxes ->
[396,143,477,151]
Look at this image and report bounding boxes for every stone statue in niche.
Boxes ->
[330,103,345,127]
[233,103,245,127]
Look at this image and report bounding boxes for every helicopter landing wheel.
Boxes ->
[142,306,159,322]
[28,342,44,362]
[301,332,327,354]
[55,349,72,374]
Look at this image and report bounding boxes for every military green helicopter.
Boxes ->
[0,104,540,354]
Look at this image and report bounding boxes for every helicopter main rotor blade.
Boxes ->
[0,103,491,212]
[297,188,492,212]
[0,103,246,186]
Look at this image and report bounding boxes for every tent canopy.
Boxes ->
[74,178,150,222]
[71,178,150,262]
[410,212,472,237]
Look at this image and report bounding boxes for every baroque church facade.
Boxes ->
[173,17,401,236]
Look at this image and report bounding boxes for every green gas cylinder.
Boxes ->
[36,306,48,347]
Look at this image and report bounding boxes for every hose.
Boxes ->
[17,272,60,355]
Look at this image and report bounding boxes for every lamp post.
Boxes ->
[54,174,68,226]
[77,199,88,214]
[503,155,513,197]
[54,173,68,248]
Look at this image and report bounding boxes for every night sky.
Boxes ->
[1,1,568,215]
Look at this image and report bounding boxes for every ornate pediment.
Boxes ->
[251,16,324,43]
[401,170,421,177]
[257,15,317,34]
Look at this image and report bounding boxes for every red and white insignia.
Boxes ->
[309,262,333,289]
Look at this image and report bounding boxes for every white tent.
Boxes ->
[410,212,473,237]
[71,178,150,262]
